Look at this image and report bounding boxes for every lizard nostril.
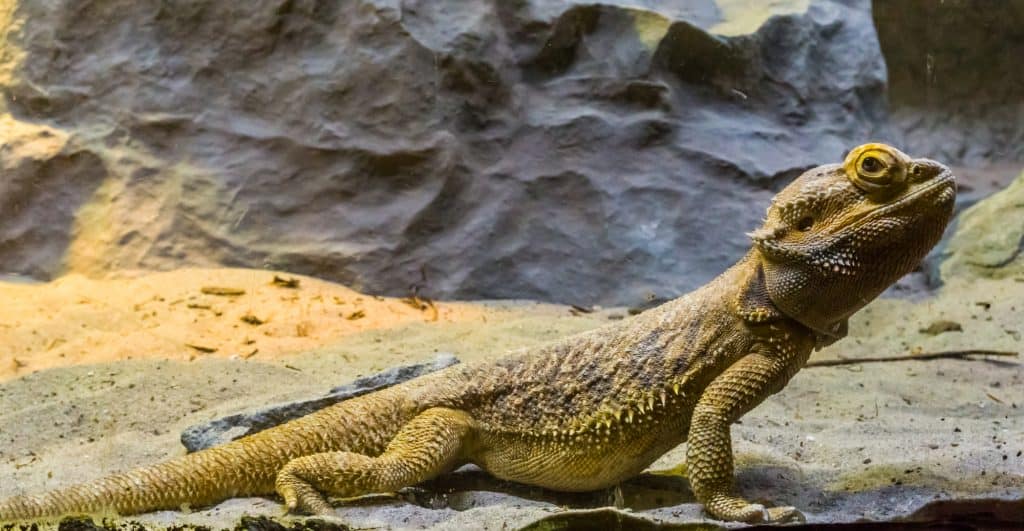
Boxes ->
[908,159,949,182]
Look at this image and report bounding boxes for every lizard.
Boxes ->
[0,143,956,524]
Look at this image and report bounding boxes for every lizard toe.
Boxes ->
[765,505,804,523]
[705,494,769,522]
[276,467,333,515]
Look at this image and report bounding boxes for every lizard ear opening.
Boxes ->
[734,261,784,324]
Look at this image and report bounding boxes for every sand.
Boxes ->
[0,268,1021,529]
[0,268,496,381]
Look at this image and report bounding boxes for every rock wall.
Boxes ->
[940,171,1024,282]
[874,0,1024,170]
[0,0,994,305]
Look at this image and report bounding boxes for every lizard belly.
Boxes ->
[472,420,686,491]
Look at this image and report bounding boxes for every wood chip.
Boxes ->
[200,286,246,296]
[240,313,264,326]
[185,343,217,353]
[400,296,428,310]
[271,275,300,289]
[401,296,438,321]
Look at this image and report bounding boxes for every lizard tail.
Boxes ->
[0,386,415,521]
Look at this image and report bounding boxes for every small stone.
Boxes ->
[918,320,963,335]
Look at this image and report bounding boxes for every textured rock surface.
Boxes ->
[940,171,1024,282]
[0,0,892,306]
[874,0,1024,169]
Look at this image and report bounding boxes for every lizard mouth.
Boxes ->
[836,170,956,238]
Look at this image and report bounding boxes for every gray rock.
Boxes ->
[180,353,459,452]
[876,0,1024,169]
[940,171,1024,282]
[0,0,890,306]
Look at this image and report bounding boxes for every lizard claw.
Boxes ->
[280,489,298,515]
[277,472,333,515]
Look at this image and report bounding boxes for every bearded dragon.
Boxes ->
[0,143,956,523]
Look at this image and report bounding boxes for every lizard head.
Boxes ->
[748,143,956,335]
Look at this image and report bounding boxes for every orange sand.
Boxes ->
[0,268,490,381]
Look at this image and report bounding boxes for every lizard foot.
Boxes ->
[765,505,805,523]
[705,494,804,523]
[276,472,334,515]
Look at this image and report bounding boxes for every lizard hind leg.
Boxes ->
[275,407,476,515]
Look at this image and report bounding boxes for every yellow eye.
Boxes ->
[860,156,883,174]
[856,152,893,184]
[844,143,909,193]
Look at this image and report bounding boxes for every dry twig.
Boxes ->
[807,349,1017,368]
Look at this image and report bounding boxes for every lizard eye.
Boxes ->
[845,145,906,193]
[796,216,814,231]
[856,154,890,184]
[860,156,882,173]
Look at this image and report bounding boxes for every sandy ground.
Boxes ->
[0,268,494,381]
[0,268,1021,529]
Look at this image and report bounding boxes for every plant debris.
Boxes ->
[271,276,300,289]
[240,313,264,326]
[807,349,1017,368]
[569,304,593,316]
[400,295,438,321]
[346,310,366,320]
[200,286,246,297]
[185,343,217,353]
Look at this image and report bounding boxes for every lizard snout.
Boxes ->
[909,159,952,184]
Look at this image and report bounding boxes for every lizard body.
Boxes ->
[0,143,956,523]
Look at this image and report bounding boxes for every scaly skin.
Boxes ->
[0,143,956,523]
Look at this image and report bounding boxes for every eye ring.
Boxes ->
[796,216,814,231]
[844,143,910,194]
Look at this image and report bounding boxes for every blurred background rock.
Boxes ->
[0,0,1020,305]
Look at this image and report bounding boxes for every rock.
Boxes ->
[180,353,459,452]
[940,171,1024,282]
[0,0,890,306]
[0,117,106,278]
[918,320,962,336]
[875,0,1024,170]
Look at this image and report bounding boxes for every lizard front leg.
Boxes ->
[687,347,807,523]
[275,407,475,514]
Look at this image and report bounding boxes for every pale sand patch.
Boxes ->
[0,268,503,381]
